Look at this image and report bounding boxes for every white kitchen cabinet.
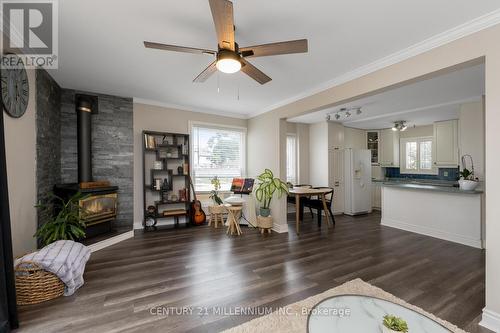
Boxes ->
[329,148,344,214]
[433,120,458,167]
[366,131,379,165]
[379,129,400,167]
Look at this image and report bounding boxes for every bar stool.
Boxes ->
[225,204,243,236]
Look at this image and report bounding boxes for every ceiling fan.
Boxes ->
[144,0,308,85]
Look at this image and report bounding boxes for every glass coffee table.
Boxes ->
[307,295,453,333]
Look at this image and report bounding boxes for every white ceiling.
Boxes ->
[288,63,485,129]
[49,1,499,118]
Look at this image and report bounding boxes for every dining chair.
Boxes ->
[302,187,335,227]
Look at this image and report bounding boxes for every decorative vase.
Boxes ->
[458,179,479,191]
[260,208,270,217]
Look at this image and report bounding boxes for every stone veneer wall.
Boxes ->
[35,69,61,228]
[60,89,134,228]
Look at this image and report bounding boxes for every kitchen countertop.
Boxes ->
[372,179,484,194]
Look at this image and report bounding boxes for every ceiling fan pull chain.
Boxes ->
[237,78,240,101]
[217,71,220,93]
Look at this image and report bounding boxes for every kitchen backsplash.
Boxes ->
[385,167,459,181]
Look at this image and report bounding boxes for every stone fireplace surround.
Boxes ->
[35,69,134,238]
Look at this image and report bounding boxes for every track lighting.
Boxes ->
[392,121,408,132]
[326,106,362,122]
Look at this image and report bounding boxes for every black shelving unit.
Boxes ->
[142,130,191,230]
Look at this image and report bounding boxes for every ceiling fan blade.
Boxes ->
[193,61,218,83]
[208,0,235,51]
[240,59,271,85]
[240,39,308,58]
[144,41,216,55]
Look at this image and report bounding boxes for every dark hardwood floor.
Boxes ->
[15,211,489,333]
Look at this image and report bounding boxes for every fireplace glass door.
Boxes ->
[79,193,118,226]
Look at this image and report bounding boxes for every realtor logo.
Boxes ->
[1,0,58,68]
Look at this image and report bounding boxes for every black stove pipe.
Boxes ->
[76,97,93,183]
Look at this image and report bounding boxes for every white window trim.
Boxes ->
[286,133,298,185]
[189,121,247,193]
[400,136,438,175]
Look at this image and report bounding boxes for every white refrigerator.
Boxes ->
[344,149,372,216]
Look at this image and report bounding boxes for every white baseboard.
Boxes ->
[88,230,134,253]
[272,223,289,234]
[381,218,482,249]
[480,308,500,332]
[134,221,144,230]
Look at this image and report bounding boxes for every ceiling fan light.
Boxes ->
[216,58,241,73]
[216,51,241,74]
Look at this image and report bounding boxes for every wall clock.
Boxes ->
[1,54,29,118]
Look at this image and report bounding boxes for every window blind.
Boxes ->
[191,124,246,192]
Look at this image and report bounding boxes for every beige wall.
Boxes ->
[308,122,329,186]
[296,123,310,184]
[285,122,310,185]
[459,100,485,180]
[3,68,38,257]
[132,102,247,228]
[250,23,500,322]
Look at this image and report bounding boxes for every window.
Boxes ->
[400,137,436,174]
[191,123,246,192]
[286,134,297,184]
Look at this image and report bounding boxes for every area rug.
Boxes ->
[222,278,468,333]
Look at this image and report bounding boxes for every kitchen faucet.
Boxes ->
[461,154,475,178]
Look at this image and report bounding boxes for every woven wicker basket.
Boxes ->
[15,261,64,305]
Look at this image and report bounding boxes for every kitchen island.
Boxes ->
[377,180,484,248]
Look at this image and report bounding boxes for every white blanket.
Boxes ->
[15,240,91,296]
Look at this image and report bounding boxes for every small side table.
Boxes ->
[257,215,273,234]
[225,205,243,236]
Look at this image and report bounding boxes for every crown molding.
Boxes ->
[248,8,500,119]
[133,97,248,120]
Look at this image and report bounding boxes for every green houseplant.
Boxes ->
[382,315,409,333]
[209,176,223,205]
[35,192,88,247]
[458,168,479,191]
[254,169,289,217]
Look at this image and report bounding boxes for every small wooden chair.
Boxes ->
[208,205,225,228]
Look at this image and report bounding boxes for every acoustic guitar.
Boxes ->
[189,177,206,225]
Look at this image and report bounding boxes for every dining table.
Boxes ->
[288,187,333,234]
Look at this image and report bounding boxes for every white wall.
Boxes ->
[459,100,485,180]
[4,68,37,257]
[308,122,329,186]
[399,125,433,138]
[133,102,247,228]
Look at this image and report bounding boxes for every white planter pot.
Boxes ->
[458,179,479,191]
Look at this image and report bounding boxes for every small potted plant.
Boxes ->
[254,169,289,217]
[382,314,409,333]
[458,168,479,191]
[208,176,224,214]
